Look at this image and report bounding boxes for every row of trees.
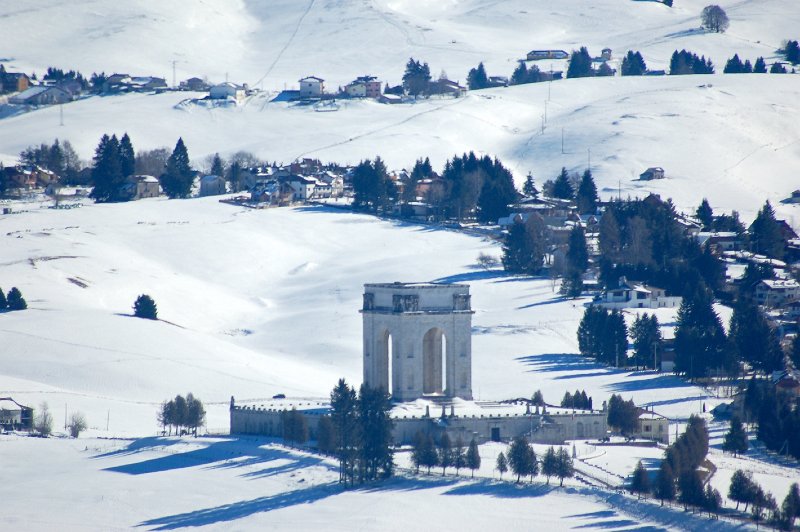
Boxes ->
[0,286,27,311]
[321,379,394,486]
[18,139,82,184]
[669,49,715,75]
[560,390,592,410]
[742,378,800,460]
[90,133,195,202]
[157,393,206,436]
[410,432,481,477]
[723,54,768,74]
[729,471,799,528]
[495,437,574,486]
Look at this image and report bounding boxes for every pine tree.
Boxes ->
[510,62,529,85]
[453,436,466,475]
[0,287,7,310]
[785,40,800,65]
[330,379,359,485]
[551,167,574,199]
[621,51,647,76]
[753,57,767,73]
[654,461,675,505]
[402,58,431,97]
[631,313,662,369]
[160,138,194,199]
[119,133,135,178]
[6,286,28,310]
[728,469,755,510]
[560,268,584,298]
[566,226,589,274]
[466,438,481,478]
[673,285,726,380]
[555,447,574,486]
[522,173,538,198]
[678,470,704,509]
[502,215,548,274]
[133,294,157,319]
[770,62,788,74]
[210,153,225,177]
[722,416,748,456]
[631,460,651,497]
[566,47,594,78]
[438,433,453,476]
[749,200,786,259]
[6,287,26,311]
[467,62,489,90]
[724,54,744,73]
[541,446,558,484]
[575,169,598,214]
[496,452,508,479]
[782,483,800,528]
[317,415,336,455]
[89,134,125,202]
[696,199,713,229]
[356,383,394,482]
[508,435,532,483]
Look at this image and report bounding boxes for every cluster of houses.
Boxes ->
[0,397,33,432]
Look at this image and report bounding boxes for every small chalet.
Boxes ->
[299,76,324,99]
[9,86,71,105]
[695,231,741,253]
[209,82,246,103]
[286,175,317,201]
[199,175,226,197]
[639,167,665,180]
[121,175,160,200]
[0,397,33,431]
[526,50,569,61]
[435,78,466,96]
[594,276,681,309]
[2,165,57,190]
[754,278,800,308]
[634,409,669,444]
[379,93,402,104]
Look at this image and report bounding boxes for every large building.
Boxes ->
[230,282,611,445]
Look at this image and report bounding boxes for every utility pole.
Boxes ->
[544,100,548,124]
[653,342,658,372]
[171,60,178,88]
[59,104,64,126]
[106,410,110,431]
[64,404,67,430]
[541,114,545,134]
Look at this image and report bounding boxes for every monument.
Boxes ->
[361,282,473,401]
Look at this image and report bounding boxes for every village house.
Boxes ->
[633,409,670,444]
[0,397,34,431]
[9,86,71,106]
[286,175,317,201]
[199,175,226,197]
[754,278,800,308]
[379,93,403,104]
[695,231,741,253]
[594,277,682,310]
[2,165,57,190]
[639,167,665,180]
[433,78,466,96]
[102,74,167,93]
[209,82,246,103]
[0,71,30,93]
[601,48,612,61]
[344,76,382,98]
[180,77,208,91]
[527,50,570,60]
[299,76,324,99]
[120,175,160,200]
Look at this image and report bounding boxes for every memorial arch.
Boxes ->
[361,282,473,402]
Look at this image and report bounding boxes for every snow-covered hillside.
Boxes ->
[0,0,793,88]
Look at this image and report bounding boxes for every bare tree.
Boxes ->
[477,252,499,270]
[134,147,171,177]
[701,5,729,33]
[68,412,88,438]
[34,402,53,436]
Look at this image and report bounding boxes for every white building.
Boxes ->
[594,277,681,310]
[755,278,800,308]
[287,175,317,201]
[298,76,324,98]
[199,175,226,197]
[209,82,246,103]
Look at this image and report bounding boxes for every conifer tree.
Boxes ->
[575,169,598,214]
[566,226,589,274]
[330,379,359,485]
[631,460,651,497]
[356,383,394,482]
[722,415,748,456]
[551,167,574,199]
[119,133,135,178]
[621,51,647,76]
[89,134,125,202]
[782,483,800,529]
[0,287,7,310]
[317,415,336,455]
[522,173,538,198]
[210,153,225,177]
[695,199,713,229]
[508,435,532,483]
[453,436,466,475]
[770,62,787,74]
[724,54,744,73]
[133,294,157,319]
[566,47,594,78]
[750,200,786,259]
[160,138,194,199]
[785,40,800,64]
[753,57,767,73]
[541,446,558,484]
[438,433,453,476]
[555,447,574,486]
[728,469,755,510]
[654,461,675,506]
[466,438,481,478]
[673,285,726,380]
[6,287,26,310]
[467,62,489,90]
[495,452,508,479]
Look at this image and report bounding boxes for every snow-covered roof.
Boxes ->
[9,86,50,100]
[0,397,30,411]
[759,279,800,289]
[299,76,324,83]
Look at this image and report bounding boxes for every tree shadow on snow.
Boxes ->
[516,353,623,375]
[604,376,695,393]
[432,270,510,284]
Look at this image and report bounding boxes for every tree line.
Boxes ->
[728,471,799,529]
[410,431,481,477]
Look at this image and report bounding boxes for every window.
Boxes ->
[644,424,651,432]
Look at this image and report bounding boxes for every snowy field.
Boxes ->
[0,434,756,532]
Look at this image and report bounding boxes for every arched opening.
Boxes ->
[423,328,446,395]
[576,421,585,438]
[377,329,393,396]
